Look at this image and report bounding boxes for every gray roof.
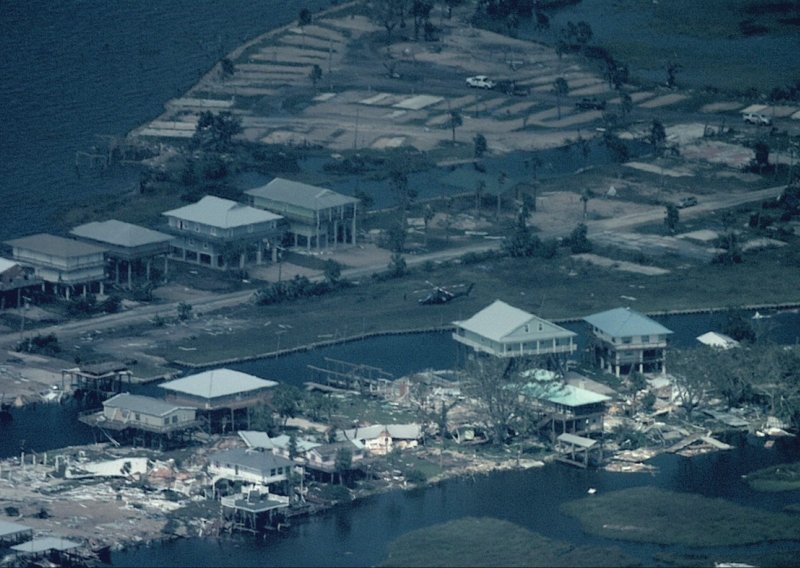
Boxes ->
[162,196,282,228]
[159,368,277,399]
[0,520,32,538]
[245,178,358,211]
[454,300,576,342]
[11,536,81,553]
[103,393,192,417]
[208,448,294,474]
[557,433,598,448]
[5,233,106,258]
[70,220,173,248]
[584,307,672,338]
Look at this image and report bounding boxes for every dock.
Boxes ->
[306,357,393,396]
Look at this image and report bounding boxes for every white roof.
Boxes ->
[11,536,81,553]
[454,300,576,342]
[0,257,19,273]
[162,196,282,228]
[103,393,193,417]
[159,368,277,399]
[238,431,320,452]
[338,423,422,442]
[697,331,739,350]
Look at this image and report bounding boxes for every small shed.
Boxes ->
[556,432,603,468]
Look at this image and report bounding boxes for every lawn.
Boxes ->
[744,461,800,492]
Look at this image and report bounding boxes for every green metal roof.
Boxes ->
[523,382,611,407]
[584,307,672,338]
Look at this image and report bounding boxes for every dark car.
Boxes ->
[575,97,606,111]
[677,196,698,208]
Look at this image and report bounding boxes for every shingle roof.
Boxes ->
[245,178,358,211]
[5,233,106,257]
[103,393,191,417]
[70,220,173,248]
[162,196,282,228]
[208,448,294,474]
[454,300,576,342]
[159,368,277,399]
[584,307,672,338]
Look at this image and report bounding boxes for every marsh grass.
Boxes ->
[744,461,800,492]
[380,517,636,567]
[561,486,800,546]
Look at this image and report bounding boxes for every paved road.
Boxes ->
[0,184,784,350]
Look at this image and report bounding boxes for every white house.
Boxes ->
[336,424,423,455]
[208,448,295,487]
[162,196,283,270]
[452,300,577,359]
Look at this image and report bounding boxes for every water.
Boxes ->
[0,0,328,242]
[111,437,800,567]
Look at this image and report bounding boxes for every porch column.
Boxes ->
[115,261,120,284]
[163,255,168,280]
[99,281,104,295]
[82,284,87,298]
[272,247,277,262]
[146,259,151,281]
[127,262,132,289]
[256,246,262,265]
[333,220,339,248]
[239,252,246,270]
[65,286,70,300]
[351,205,357,245]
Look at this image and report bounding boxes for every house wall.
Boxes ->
[103,406,196,427]
[11,247,105,285]
[208,462,288,485]
[453,328,575,357]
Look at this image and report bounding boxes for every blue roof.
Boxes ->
[584,307,672,338]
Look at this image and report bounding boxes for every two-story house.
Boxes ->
[162,196,283,270]
[336,424,422,456]
[4,233,106,299]
[584,307,673,377]
[244,178,358,250]
[452,300,577,365]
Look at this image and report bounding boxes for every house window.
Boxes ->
[163,418,169,425]
[642,335,650,343]
[172,416,178,423]
[622,337,632,344]
[270,468,276,476]
[134,413,140,421]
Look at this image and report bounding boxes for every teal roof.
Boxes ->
[245,178,358,210]
[583,307,672,338]
[522,382,610,407]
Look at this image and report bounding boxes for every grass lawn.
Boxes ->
[744,461,800,492]
[561,486,800,546]
[380,517,636,567]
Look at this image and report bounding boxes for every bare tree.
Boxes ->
[553,77,569,120]
[669,349,717,419]
[460,358,524,446]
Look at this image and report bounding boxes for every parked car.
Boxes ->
[677,196,698,209]
[466,75,495,89]
[494,80,529,96]
[575,97,606,111]
[743,112,772,126]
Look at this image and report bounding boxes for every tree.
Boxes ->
[192,111,242,153]
[580,188,594,221]
[219,58,235,81]
[334,447,352,485]
[446,109,463,143]
[411,0,433,41]
[603,132,630,163]
[666,61,681,88]
[387,252,407,278]
[566,223,591,253]
[473,133,488,158]
[474,179,486,216]
[386,222,407,253]
[372,0,403,43]
[298,7,312,27]
[664,203,680,234]
[177,302,192,321]
[669,348,716,419]
[460,358,524,446]
[754,142,771,173]
[722,311,756,343]
[250,403,277,435]
[288,433,299,460]
[650,119,667,154]
[323,259,342,287]
[628,371,648,412]
[272,384,303,427]
[503,205,539,257]
[423,204,435,246]
[309,64,323,93]
[553,77,569,120]
[619,92,633,123]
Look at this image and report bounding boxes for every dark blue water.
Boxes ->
[0,0,327,242]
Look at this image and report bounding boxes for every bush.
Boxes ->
[404,468,428,484]
[17,333,61,356]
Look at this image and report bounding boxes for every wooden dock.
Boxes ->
[306,357,393,396]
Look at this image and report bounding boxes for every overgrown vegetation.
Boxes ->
[744,462,800,492]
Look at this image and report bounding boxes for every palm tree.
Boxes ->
[553,77,569,119]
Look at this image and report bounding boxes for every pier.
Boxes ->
[306,357,393,396]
